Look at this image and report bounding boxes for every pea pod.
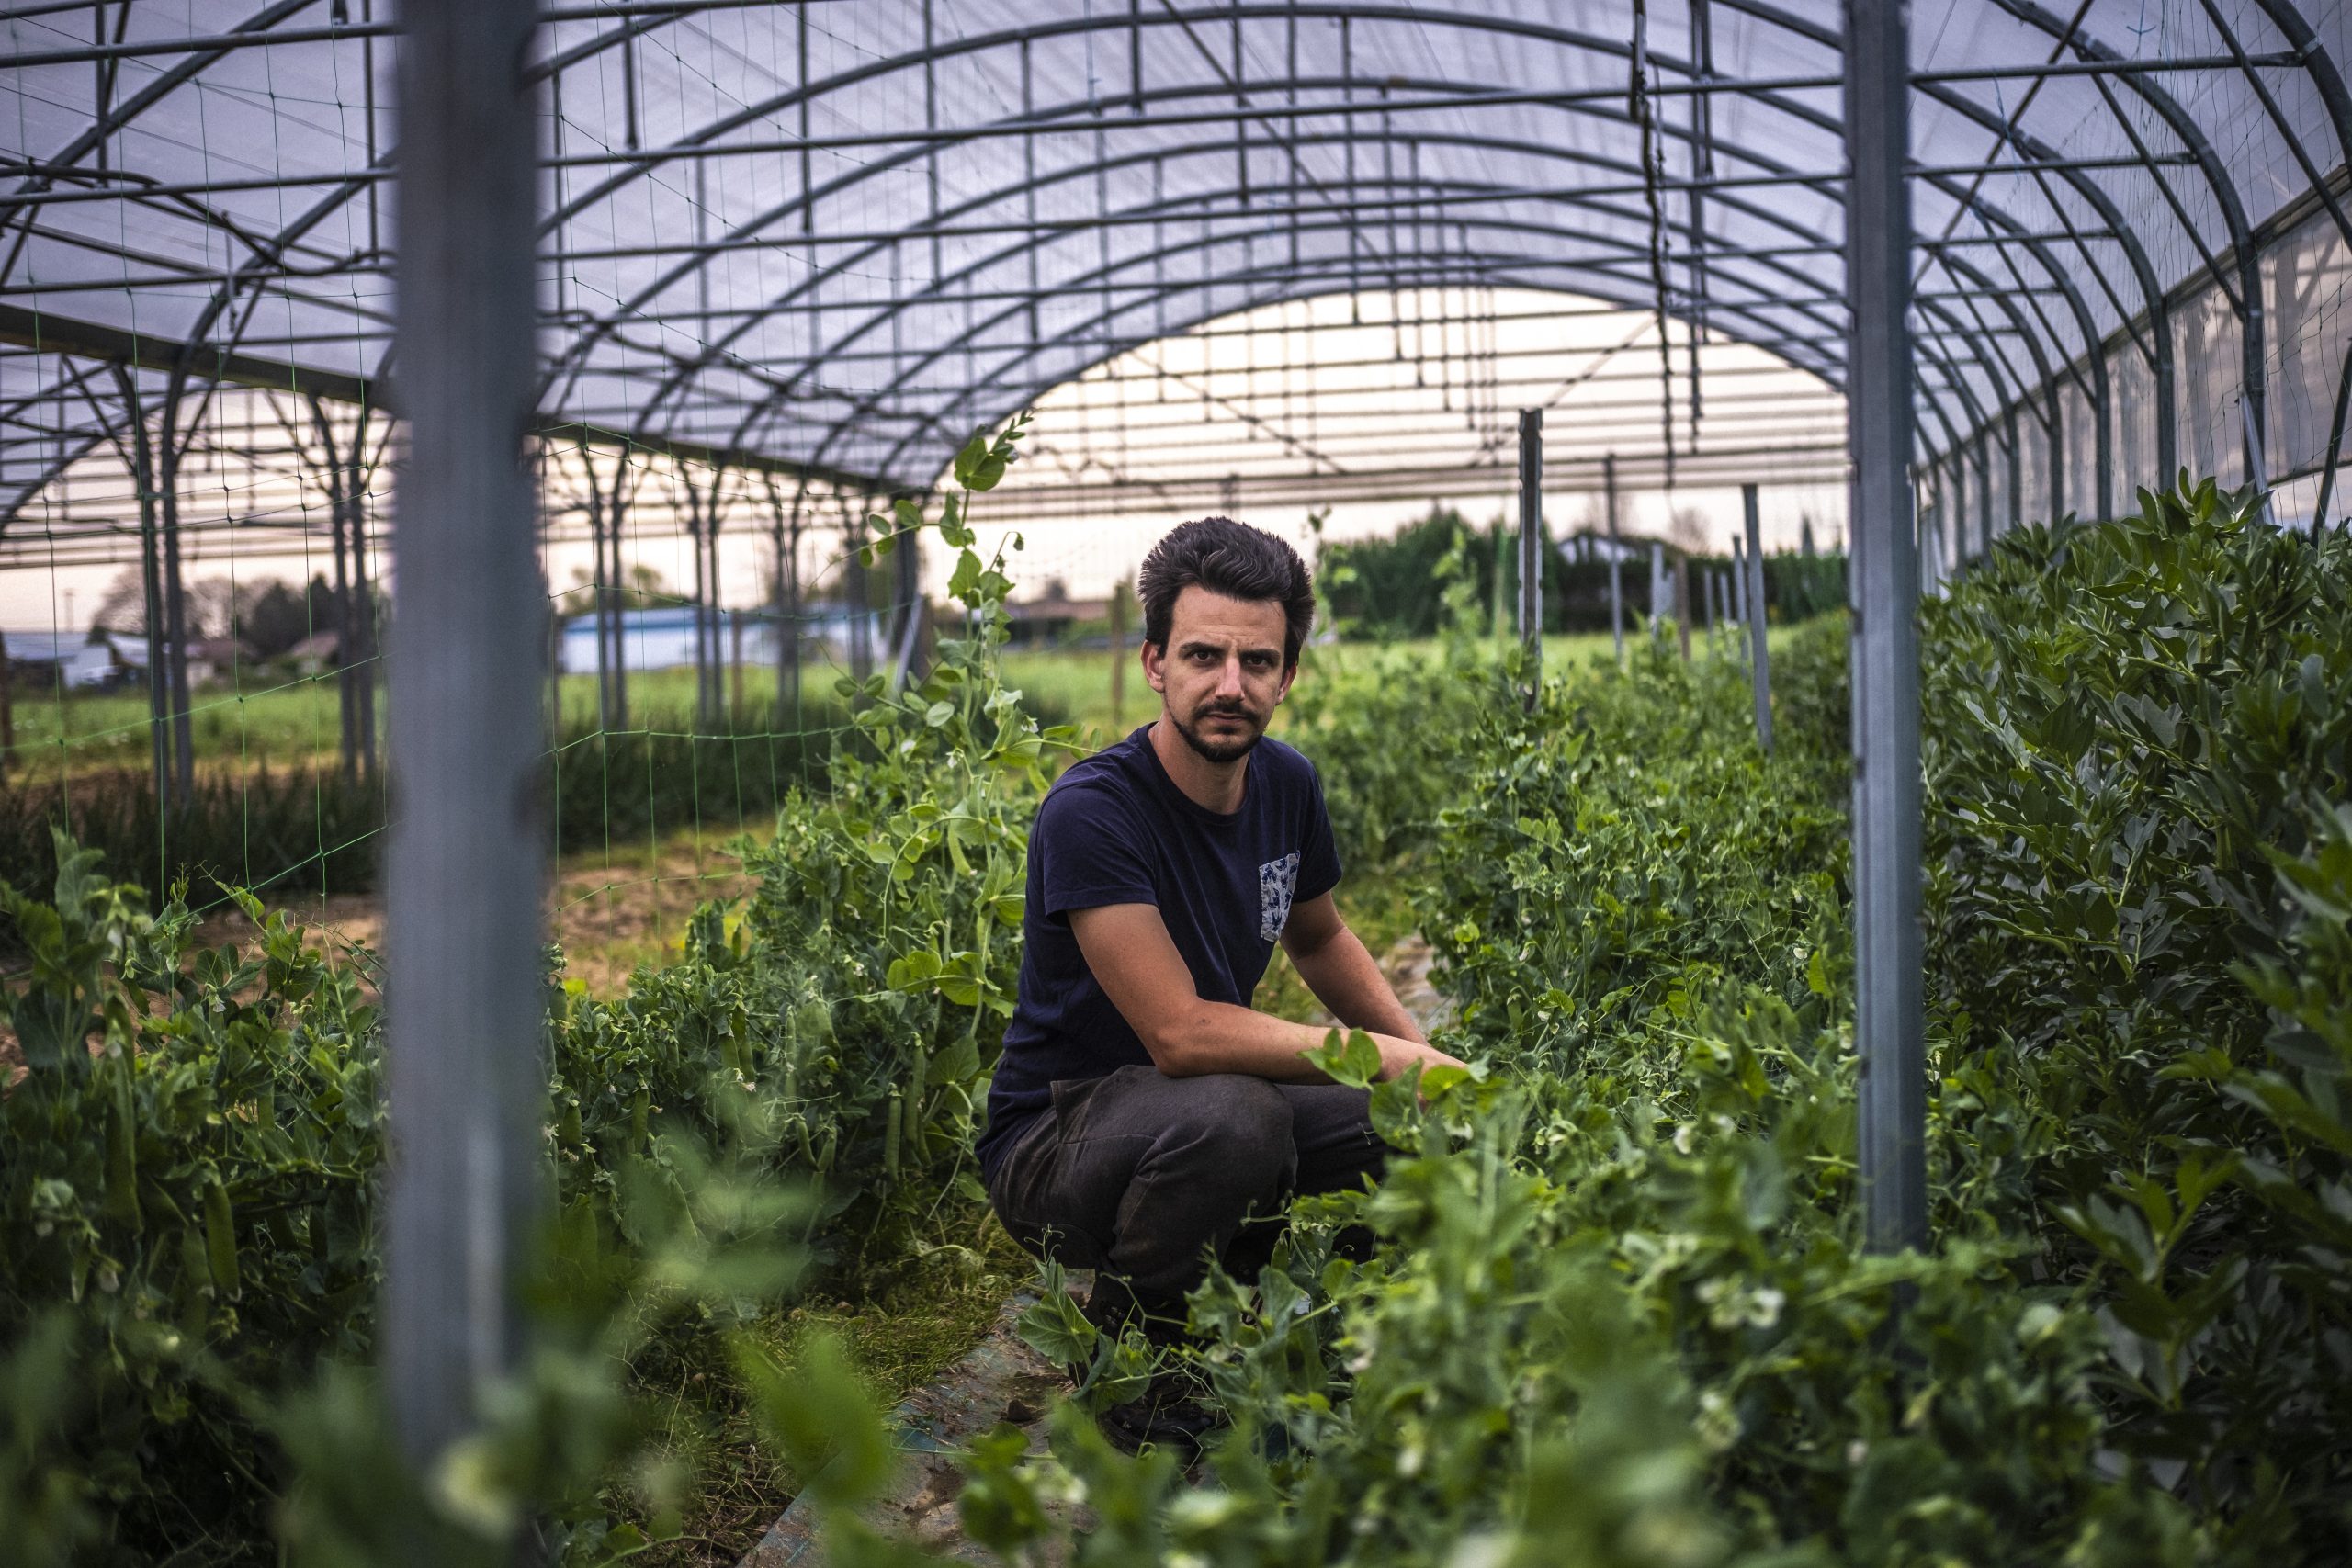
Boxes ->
[882,1091,903,1180]
[901,1080,925,1166]
[203,1177,239,1298]
[104,1059,140,1229]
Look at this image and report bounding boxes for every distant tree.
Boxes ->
[1668,506,1713,554]
[238,580,311,658]
[305,574,340,634]
[1321,506,1487,638]
[91,566,149,636]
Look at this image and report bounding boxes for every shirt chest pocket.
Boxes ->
[1255,852,1301,942]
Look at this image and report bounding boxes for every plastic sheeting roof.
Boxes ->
[2,0,2347,531]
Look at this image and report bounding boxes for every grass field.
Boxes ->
[4,622,1774,780]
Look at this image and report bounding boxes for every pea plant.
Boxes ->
[0,416,1068,1566]
[945,477,2352,1568]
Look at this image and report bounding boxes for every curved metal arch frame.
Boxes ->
[537,2,2104,427]
[0,6,705,521]
[779,208,2001,498]
[662,140,1873,468]
[557,73,1889,424]
[1988,0,2264,484]
[775,209,1863,484]
[0,0,2339,525]
[648,95,2089,478]
[579,0,2242,489]
[1730,0,2189,494]
[674,12,2179,489]
[804,146,2124,496]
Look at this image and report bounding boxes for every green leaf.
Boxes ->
[1306,1028,1384,1089]
[730,1331,895,1509]
[953,432,990,488]
[885,950,943,989]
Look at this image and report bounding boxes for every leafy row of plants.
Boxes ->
[1314,502,1848,642]
[941,479,2350,1566]
[0,701,865,953]
[0,422,1069,1564]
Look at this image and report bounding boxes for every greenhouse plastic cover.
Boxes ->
[1,0,2347,522]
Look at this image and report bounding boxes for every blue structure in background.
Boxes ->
[555,604,879,674]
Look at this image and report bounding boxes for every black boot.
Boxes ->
[1077,1276,1224,1461]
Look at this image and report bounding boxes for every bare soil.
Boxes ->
[178,837,759,1000]
[0,835,761,1085]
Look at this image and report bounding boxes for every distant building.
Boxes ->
[285,630,344,675]
[1555,530,1647,565]
[1002,590,1110,648]
[185,637,256,685]
[556,604,886,673]
[2,628,119,689]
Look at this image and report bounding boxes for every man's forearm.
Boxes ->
[1147,999,1382,1081]
[1288,925,1428,1046]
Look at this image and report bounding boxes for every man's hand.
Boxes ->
[1376,1034,1467,1082]
[1070,902,1454,1085]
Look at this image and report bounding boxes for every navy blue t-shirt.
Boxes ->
[977,725,1342,1182]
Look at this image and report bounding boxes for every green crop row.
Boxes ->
[0,421,1066,1565]
[948,478,2352,1567]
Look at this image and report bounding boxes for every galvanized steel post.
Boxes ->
[1604,451,1623,663]
[1730,532,1749,660]
[1518,408,1544,706]
[1743,484,1773,754]
[1649,541,1666,641]
[384,0,548,1472]
[1844,0,1928,1257]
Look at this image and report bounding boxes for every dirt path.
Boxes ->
[181,836,760,999]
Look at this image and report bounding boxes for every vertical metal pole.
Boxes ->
[1517,408,1544,705]
[116,369,175,810]
[1648,541,1665,641]
[1952,450,1969,572]
[1674,557,1691,660]
[385,0,547,1475]
[731,602,746,722]
[1604,452,1623,662]
[157,442,196,807]
[2313,344,2352,539]
[607,470,631,729]
[347,408,382,787]
[585,459,614,729]
[1844,0,1927,1258]
[1974,441,1992,560]
[1743,484,1773,754]
[1730,532,1748,654]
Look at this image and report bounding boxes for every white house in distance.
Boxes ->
[0,629,146,689]
[556,605,886,673]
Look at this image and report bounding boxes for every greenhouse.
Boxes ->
[1,1,2348,1563]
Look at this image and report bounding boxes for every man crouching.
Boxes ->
[977,516,1464,1456]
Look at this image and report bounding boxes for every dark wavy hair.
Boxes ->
[1136,517,1317,669]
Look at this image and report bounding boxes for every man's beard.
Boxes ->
[1170,703,1263,764]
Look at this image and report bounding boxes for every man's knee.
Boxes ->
[1151,1072,1295,1191]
